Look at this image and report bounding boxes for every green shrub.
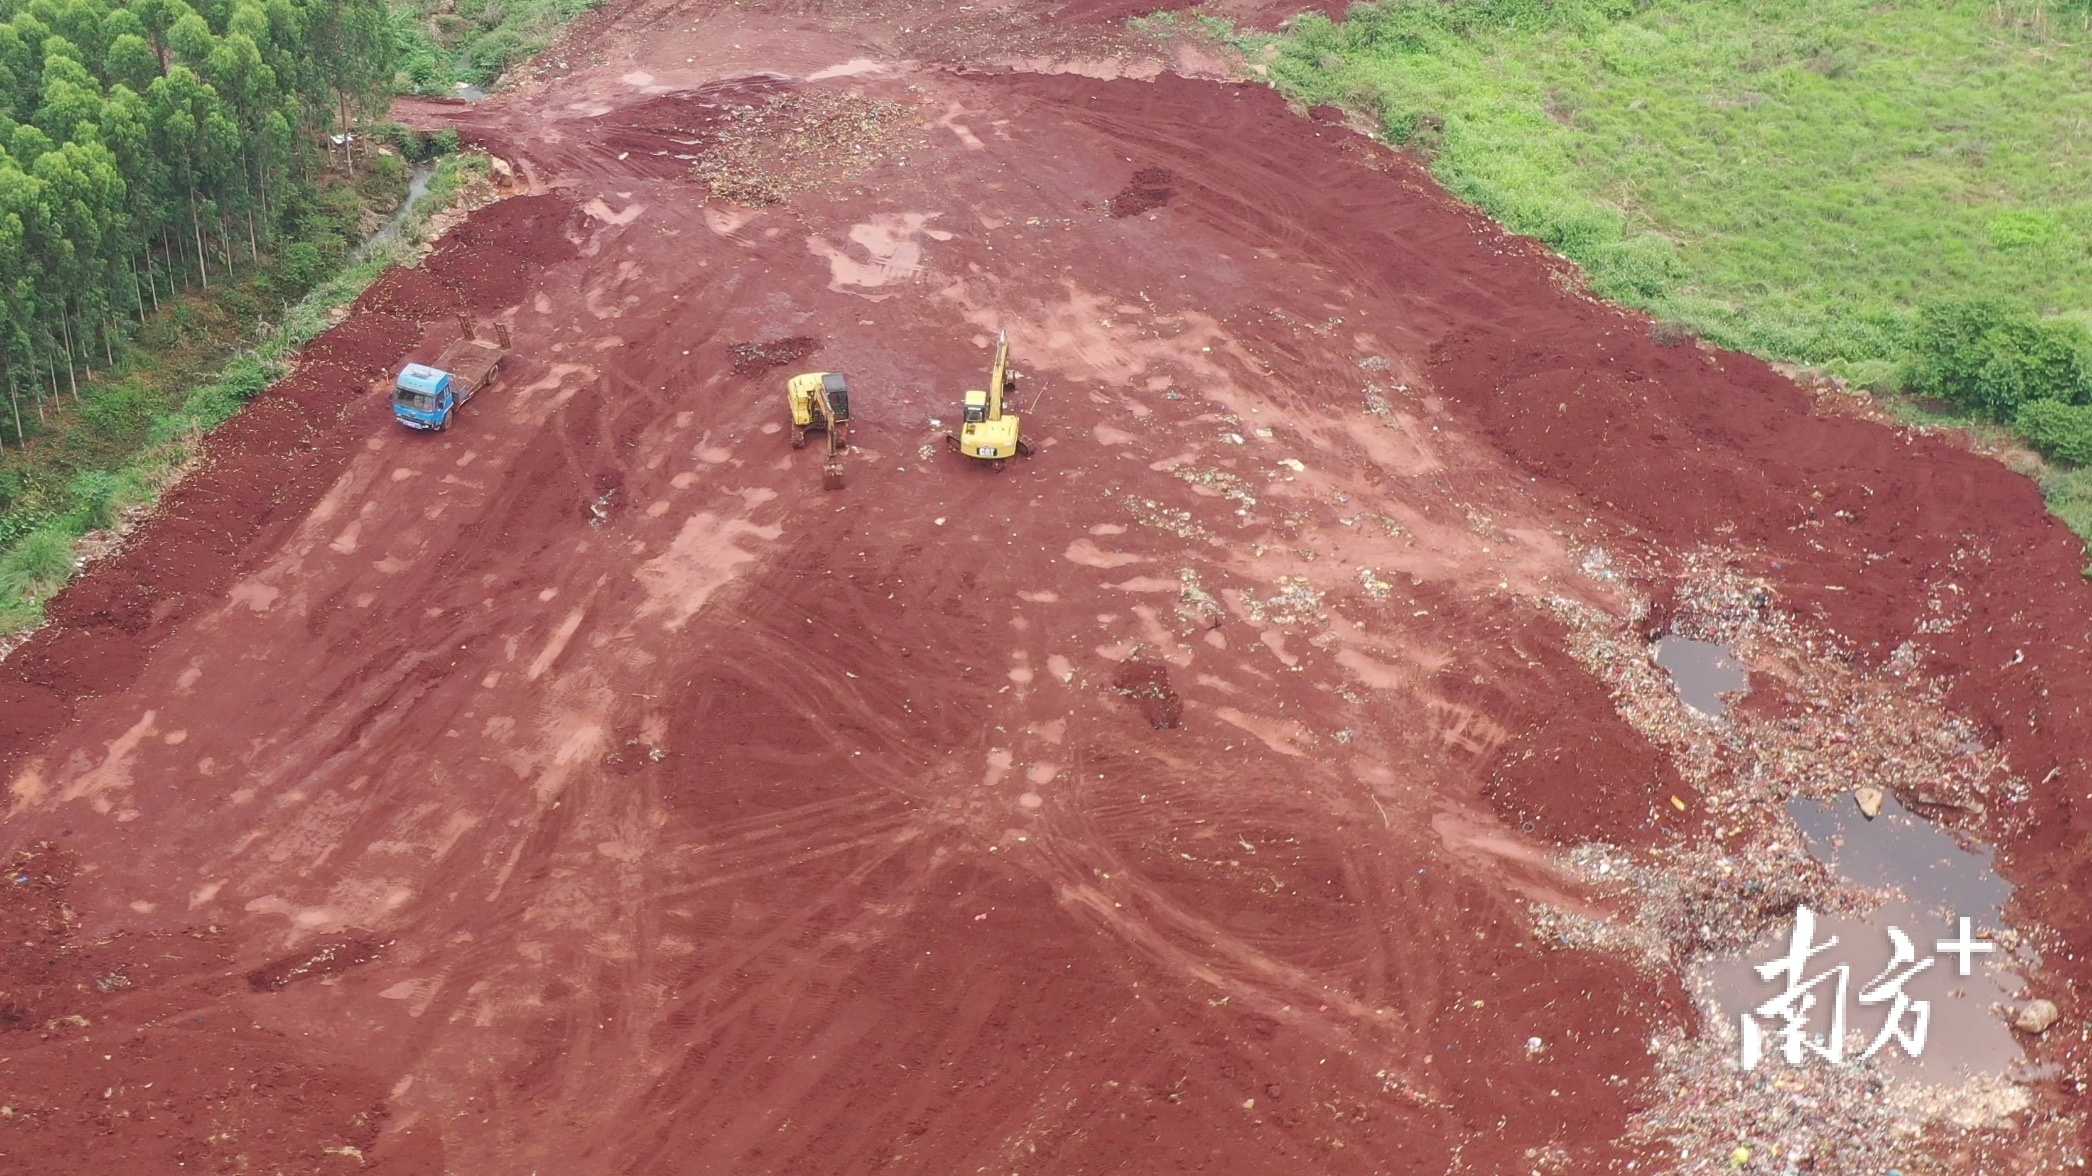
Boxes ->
[77,380,161,443]
[0,527,77,603]
[373,121,428,160]
[0,505,45,548]
[67,469,123,530]
[364,152,410,204]
[1904,300,2092,421]
[463,28,530,81]
[179,382,245,431]
[2017,399,2092,467]
[219,356,271,403]
[278,241,329,296]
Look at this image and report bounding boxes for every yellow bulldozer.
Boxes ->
[786,370,851,490]
[946,329,1033,464]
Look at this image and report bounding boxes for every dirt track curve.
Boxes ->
[2,1,2088,1172]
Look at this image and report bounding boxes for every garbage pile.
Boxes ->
[1529,547,2068,1173]
[695,90,922,206]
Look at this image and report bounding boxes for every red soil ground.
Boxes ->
[2,1,2086,1172]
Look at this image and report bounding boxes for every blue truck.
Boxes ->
[392,319,510,431]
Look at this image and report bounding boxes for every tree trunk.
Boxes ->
[190,191,210,288]
[241,144,262,262]
[341,93,355,171]
[103,319,115,367]
[61,316,80,399]
[1,355,17,447]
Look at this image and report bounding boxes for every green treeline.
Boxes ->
[0,0,393,442]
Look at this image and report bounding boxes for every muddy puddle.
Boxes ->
[1655,636,1748,718]
[1702,792,2032,1086]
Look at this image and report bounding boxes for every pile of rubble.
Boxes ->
[694,90,922,206]
[1529,547,2072,1173]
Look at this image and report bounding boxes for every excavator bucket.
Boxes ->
[822,460,846,491]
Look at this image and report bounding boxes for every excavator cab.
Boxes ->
[818,372,850,422]
[961,390,989,423]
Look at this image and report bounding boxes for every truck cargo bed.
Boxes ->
[435,339,505,393]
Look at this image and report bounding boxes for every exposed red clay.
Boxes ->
[1,1,2085,1172]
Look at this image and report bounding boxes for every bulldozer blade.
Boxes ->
[822,462,846,491]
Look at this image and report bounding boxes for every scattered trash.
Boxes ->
[695,91,921,205]
[1534,548,2048,1171]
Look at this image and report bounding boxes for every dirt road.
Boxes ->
[2,2,2086,1172]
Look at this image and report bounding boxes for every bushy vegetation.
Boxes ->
[0,0,397,438]
[1247,0,2092,530]
[1905,300,2092,422]
[2018,401,2092,467]
[390,0,601,95]
[371,118,459,161]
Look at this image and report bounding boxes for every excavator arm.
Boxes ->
[818,385,847,490]
[987,329,1010,419]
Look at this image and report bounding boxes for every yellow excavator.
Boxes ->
[947,329,1033,464]
[786,371,850,490]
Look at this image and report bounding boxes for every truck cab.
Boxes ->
[393,363,457,430]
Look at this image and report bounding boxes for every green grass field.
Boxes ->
[1253,0,2092,374]
[1245,0,2092,535]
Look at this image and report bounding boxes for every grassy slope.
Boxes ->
[0,153,489,635]
[392,0,605,94]
[1244,0,2092,535]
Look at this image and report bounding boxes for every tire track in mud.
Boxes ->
[14,35,2074,1176]
[995,69,2092,1157]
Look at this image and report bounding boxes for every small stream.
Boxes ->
[355,160,439,260]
